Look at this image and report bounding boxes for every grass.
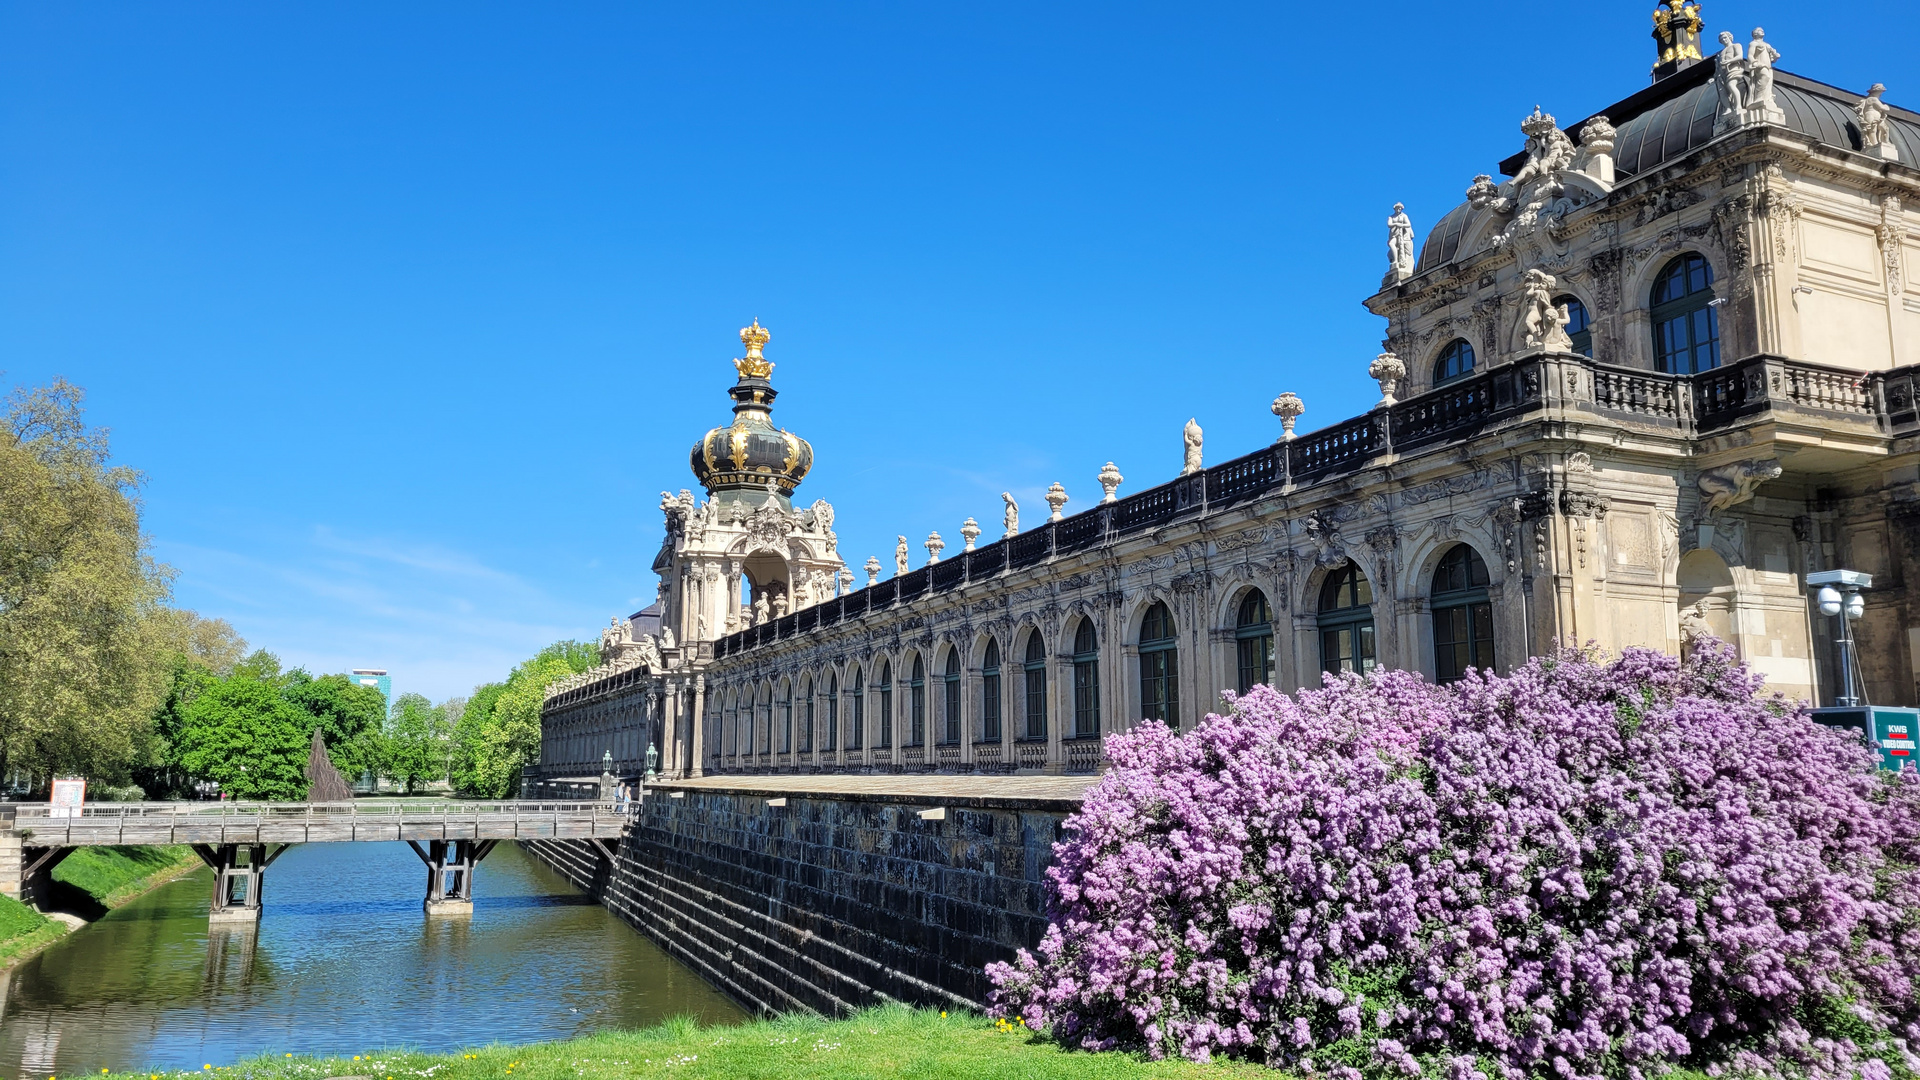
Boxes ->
[53,845,199,908]
[0,894,64,968]
[83,1005,1265,1080]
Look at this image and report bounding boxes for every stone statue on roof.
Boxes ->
[1182,418,1203,476]
[1856,84,1893,156]
[1386,203,1416,284]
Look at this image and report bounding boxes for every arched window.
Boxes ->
[848,667,864,750]
[1556,295,1592,357]
[942,649,962,745]
[1431,544,1495,683]
[1234,590,1274,693]
[1022,631,1048,741]
[824,672,838,750]
[779,682,792,754]
[877,660,893,749]
[1071,619,1100,738]
[1651,254,1718,374]
[981,640,1002,742]
[1434,339,1475,385]
[1138,602,1180,726]
[1319,561,1376,676]
[758,684,771,755]
[800,676,813,752]
[908,654,926,747]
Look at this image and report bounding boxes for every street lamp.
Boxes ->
[1809,569,1871,707]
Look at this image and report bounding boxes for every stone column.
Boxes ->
[1046,635,1066,774]
[689,675,706,778]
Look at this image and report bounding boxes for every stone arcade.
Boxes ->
[523,16,1920,1012]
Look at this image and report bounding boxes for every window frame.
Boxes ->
[1022,631,1048,742]
[800,677,813,752]
[1433,339,1476,386]
[981,639,1002,743]
[1138,602,1180,727]
[877,660,893,749]
[1555,294,1592,357]
[848,668,864,750]
[1430,544,1496,684]
[1650,253,1719,375]
[941,650,962,745]
[1233,590,1274,694]
[1318,561,1378,678]
[824,672,838,751]
[908,655,926,747]
[1071,620,1100,738]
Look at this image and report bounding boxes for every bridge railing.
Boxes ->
[5,800,621,824]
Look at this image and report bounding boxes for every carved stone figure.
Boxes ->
[661,624,676,649]
[1678,601,1712,647]
[751,593,769,626]
[1576,116,1617,184]
[1477,108,1585,249]
[1385,203,1416,284]
[925,531,945,563]
[810,498,836,537]
[1519,268,1574,351]
[1466,174,1501,210]
[960,517,981,551]
[599,617,628,664]
[1857,84,1895,159]
[1182,418,1203,475]
[1746,29,1781,123]
[1098,462,1123,503]
[1001,492,1020,538]
[894,535,909,577]
[1713,32,1747,131]
[1045,482,1069,521]
[1698,458,1783,513]
[1271,392,1304,441]
[1368,353,1406,407]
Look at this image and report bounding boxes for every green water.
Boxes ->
[0,842,742,1078]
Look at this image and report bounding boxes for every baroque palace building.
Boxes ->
[533,8,1920,785]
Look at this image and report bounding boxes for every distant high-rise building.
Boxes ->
[352,669,393,717]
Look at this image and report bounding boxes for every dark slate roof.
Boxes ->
[1412,64,1920,275]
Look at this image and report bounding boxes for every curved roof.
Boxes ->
[1413,67,1920,275]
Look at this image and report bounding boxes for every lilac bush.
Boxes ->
[989,641,1920,1080]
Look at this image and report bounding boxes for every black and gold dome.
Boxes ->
[689,320,814,507]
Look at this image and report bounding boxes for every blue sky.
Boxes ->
[3,2,1913,703]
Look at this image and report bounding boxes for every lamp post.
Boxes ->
[644,743,658,784]
[1809,570,1871,707]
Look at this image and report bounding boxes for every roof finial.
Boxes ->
[1650,0,1704,81]
[734,319,774,379]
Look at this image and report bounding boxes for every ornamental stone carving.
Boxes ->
[894,536,910,577]
[1385,203,1416,285]
[1857,84,1896,160]
[1271,392,1304,442]
[1046,482,1069,521]
[1698,458,1783,513]
[1713,28,1783,134]
[1098,462,1123,503]
[1182,418,1204,475]
[1368,353,1406,408]
[926,531,945,564]
[1001,492,1019,538]
[1575,115,1617,185]
[1519,268,1574,352]
[960,517,981,551]
[864,556,881,587]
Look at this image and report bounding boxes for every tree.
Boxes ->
[448,641,596,798]
[171,653,310,800]
[282,671,387,782]
[0,379,175,786]
[384,693,447,793]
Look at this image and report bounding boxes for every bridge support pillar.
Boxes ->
[194,843,291,923]
[0,836,74,909]
[411,839,498,916]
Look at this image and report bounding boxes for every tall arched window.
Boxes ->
[758,684,771,755]
[848,667,864,749]
[1651,253,1719,374]
[779,682,792,753]
[1434,339,1475,385]
[1022,631,1048,741]
[1556,294,1592,357]
[825,672,839,750]
[1319,561,1376,676]
[942,650,961,745]
[1234,590,1274,693]
[981,639,1002,742]
[1071,619,1100,738]
[1432,544,1495,683]
[908,654,926,747]
[1139,602,1180,726]
[877,660,893,749]
[800,676,813,752]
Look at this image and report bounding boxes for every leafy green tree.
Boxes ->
[0,379,175,787]
[282,672,387,781]
[172,654,310,800]
[384,693,448,793]
[449,641,596,798]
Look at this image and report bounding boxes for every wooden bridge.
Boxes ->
[0,800,628,921]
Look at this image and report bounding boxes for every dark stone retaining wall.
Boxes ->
[519,785,1074,1016]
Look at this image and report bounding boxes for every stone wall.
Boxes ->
[519,783,1072,1016]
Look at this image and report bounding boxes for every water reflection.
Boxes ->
[0,842,741,1078]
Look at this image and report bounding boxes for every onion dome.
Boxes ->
[689,320,814,508]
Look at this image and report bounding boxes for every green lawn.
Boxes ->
[90,1006,1264,1080]
[0,894,62,967]
[53,845,198,908]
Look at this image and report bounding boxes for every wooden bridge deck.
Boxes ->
[4,800,627,846]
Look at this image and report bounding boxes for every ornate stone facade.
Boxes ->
[534,17,1920,785]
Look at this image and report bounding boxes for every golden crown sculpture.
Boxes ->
[734,319,774,379]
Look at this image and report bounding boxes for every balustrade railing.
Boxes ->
[972,742,1004,771]
[1016,742,1049,771]
[1064,737,1103,775]
[1289,412,1380,480]
[1008,526,1053,570]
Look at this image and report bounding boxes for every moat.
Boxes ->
[0,842,742,1079]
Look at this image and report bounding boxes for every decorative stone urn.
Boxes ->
[1098,462,1123,503]
[1368,352,1406,407]
[1271,392,1306,442]
[1045,483,1069,521]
